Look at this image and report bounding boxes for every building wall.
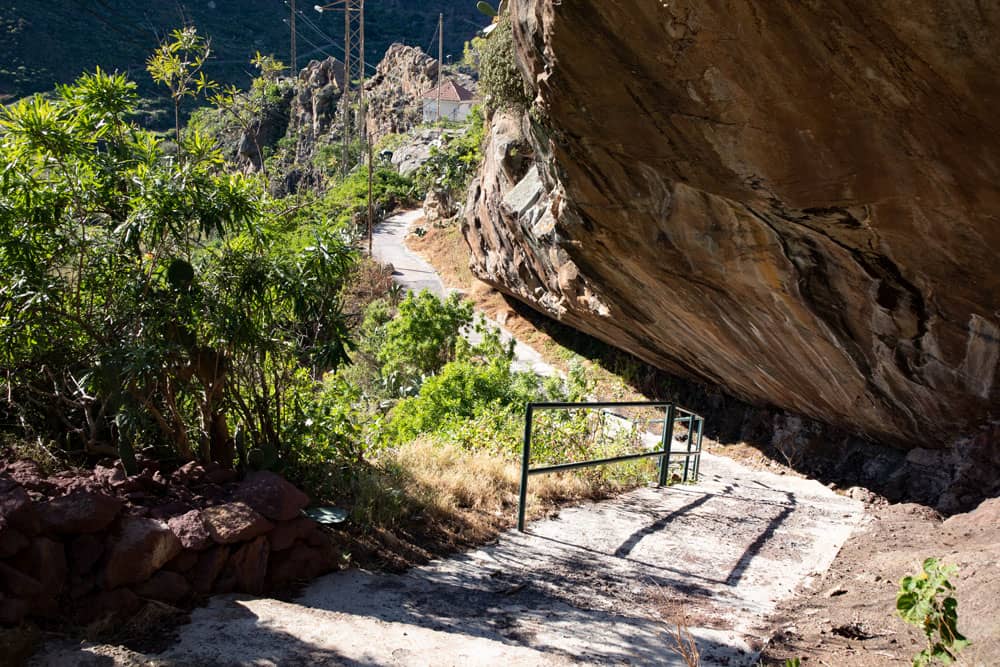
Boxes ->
[423,100,474,123]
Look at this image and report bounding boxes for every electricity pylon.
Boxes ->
[314,1,366,176]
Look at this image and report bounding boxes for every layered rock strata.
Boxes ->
[465,1,1000,449]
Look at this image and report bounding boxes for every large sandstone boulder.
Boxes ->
[466,2,1000,486]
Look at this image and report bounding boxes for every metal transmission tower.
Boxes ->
[314,1,366,175]
[289,0,297,72]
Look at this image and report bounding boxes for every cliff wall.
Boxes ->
[465,1,1000,450]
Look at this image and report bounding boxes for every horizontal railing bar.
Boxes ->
[528,449,670,475]
[530,400,704,419]
[530,401,672,409]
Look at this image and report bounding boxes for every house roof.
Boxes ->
[422,79,476,102]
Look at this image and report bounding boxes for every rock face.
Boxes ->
[364,44,438,143]
[364,44,478,144]
[466,1,1000,451]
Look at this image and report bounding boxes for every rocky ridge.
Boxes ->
[464,1,1000,507]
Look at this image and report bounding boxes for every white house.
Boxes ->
[422,79,477,123]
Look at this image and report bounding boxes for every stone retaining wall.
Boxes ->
[0,458,335,626]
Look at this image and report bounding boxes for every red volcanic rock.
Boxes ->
[93,464,126,489]
[0,476,39,535]
[0,561,43,598]
[163,550,199,574]
[104,517,182,589]
[233,471,309,522]
[267,542,331,589]
[189,546,229,594]
[68,533,105,574]
[0,527,28,559]
[10,537,66,599]
[0,594,29,625]
[40,490,122,534]
[269,517,320,552]
[78,588,141,624]
[171,461,207,486]
[230,536,269,595]
[134,570,191,604]
[168,510,212,550]
[2,461,50,494]
[202,502,273,544]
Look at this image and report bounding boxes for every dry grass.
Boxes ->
[386,438,601,529]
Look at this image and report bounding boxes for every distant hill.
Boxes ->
[0,0,484,103]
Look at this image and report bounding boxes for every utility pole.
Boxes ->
[436,12,443,121]
[290,0,297,73]
[315,1,365,176]
[316,0,373,254]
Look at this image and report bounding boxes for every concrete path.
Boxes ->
[37,453,863,666]
[373,210,556,377]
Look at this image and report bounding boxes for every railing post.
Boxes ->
[517,403,534,532]
[657,403,675,487]
[683,409,696,482]
[693,416,704,481]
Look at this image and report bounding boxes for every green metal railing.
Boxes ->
[517,401,704,532]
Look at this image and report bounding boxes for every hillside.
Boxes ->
[0,0,482,104]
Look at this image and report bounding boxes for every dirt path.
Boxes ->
[35,210,866,666]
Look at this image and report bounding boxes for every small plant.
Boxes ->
[666,625,700,666]
[146,26,214,142]
[896,557,970,666]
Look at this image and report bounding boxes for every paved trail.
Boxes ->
[36,211,865,666]
[373,210,556,377]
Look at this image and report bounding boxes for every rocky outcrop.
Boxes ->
[364,44,477,143]
[364,44,438,143]
[466,2,1000,457]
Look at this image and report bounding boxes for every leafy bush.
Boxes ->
[476,13,531,113]
[378,291,474,385]
[323,166,417,230]
[897,557,970,666]
[0,68,356,470]
[414,106,486,196]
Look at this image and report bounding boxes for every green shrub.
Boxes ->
[897,557,970,666]
[378,291,474,384]
[414,106,486,196]
[477,13,531,113]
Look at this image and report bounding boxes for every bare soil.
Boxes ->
[760,498,1000,666]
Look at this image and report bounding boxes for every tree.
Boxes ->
[0,67,355,469]
[147,26,214,142]
[209,52,288,177]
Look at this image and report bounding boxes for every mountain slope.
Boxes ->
[0,0,483,102]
